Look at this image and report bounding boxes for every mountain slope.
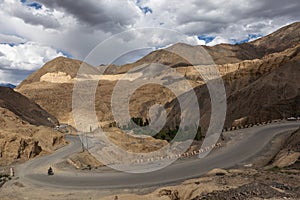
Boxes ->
[250,22,300,54]
[0,87,65,166]
[0,87,58,127]
[16,22,300,134]
[17,56,82,87]
[224,45,300,126]
[115,22,300,73]
[164,43,300,130]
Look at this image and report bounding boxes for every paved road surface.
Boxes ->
[17,121,300,189]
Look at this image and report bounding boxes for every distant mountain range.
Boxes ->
[0,83,16,89]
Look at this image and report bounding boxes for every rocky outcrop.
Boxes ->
[0,88,65,166]
[164,43,300,130]
[40,72,73,83]
[270,128,300,168]
[0,135,42,162]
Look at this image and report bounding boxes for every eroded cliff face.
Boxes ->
[270,128,300,168]
[163,43,300,131]
[0,133,65,166]
[223,45,300,127]
[0,88,66,166]
[0,107,65,166]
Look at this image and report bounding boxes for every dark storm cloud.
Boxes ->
[6,1,61,29]
[36,0,140,32]
[177,21,227,36]
[174,0,300,35]
[0,67,34,85]
[12,9,61,29]
[243,0,300,19]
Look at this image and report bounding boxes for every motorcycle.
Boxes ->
[48,167,54,175]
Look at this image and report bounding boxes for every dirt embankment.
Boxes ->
[0,87,66,166]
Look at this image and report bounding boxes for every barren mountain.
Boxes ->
[0,87,65,166]
[18,56,82,86]
[166,43,300,130]
[115,22,300,73]
[16,57,182,126]
[16,22,300,135]
[16,57,83,124]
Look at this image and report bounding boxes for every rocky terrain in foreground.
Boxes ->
[99,128,300,200]
[0,126,298,200]
[1,159,299,200]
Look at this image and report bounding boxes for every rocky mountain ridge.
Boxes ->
[15,22,300,133]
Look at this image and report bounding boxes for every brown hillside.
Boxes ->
[16,22,300,135]
[0,88,65,166]
[162,44,300,130]
[0,87,58,127]
[17,56,82,87]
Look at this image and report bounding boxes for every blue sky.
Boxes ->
[0,0,299,84]
[197,35,216,44]
[20,0,42,9]
[232,34,263,44]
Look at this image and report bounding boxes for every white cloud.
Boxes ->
[0,41,64,85]
[207,36,230,46]
[0,42,63,71]
[134,0,300,44]
[185,36,206,46]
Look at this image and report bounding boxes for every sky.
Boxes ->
[0,0,299,85]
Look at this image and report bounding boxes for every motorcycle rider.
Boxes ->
[48,167,54,175]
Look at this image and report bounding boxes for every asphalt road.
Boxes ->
[17,121,300,189]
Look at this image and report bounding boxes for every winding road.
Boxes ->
[17,121,300,189]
